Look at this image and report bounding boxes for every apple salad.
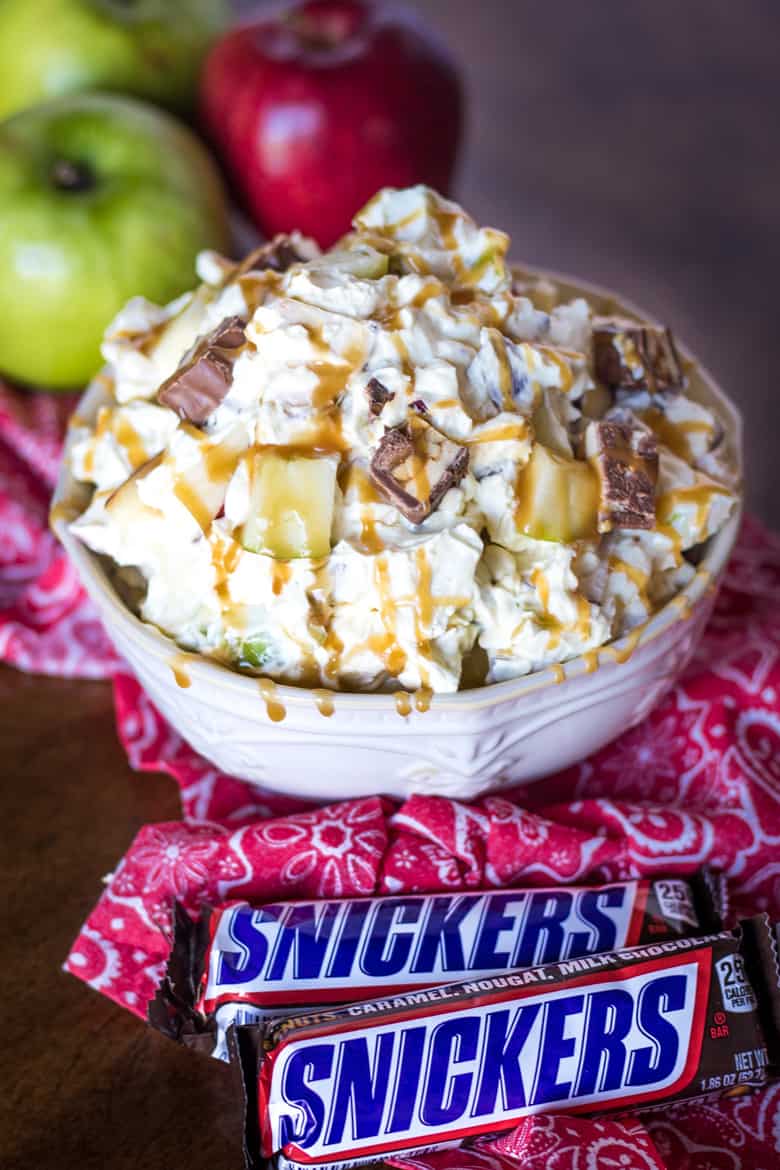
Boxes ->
[67,185,738,694]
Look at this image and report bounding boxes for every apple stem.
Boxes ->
[50,159,94,193]
[289,1,363,49]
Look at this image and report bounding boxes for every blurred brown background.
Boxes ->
[409,0,778,524]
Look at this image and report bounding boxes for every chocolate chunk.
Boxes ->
[593,317,684,394]
[370,418,469,525]
[237,234,312,276]
[158,316,246,425]
[585,418,658,532]
[365,377,394,417]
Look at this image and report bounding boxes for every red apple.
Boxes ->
[201,0,463,246]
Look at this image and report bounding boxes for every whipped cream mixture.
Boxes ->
[66,186,738,694]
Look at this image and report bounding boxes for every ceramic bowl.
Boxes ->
[51,270,743,801]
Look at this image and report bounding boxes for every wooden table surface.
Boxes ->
[3,3,778,1168]
[1,667,243,1169]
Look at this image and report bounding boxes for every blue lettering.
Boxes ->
[279,1043,332,1150]
[571,888,625,958]
[267,902,341,982]
[386,1026,427,1133]
[628,974,686,1086]
[326,1033,395,1145]
[472,1004,540,1116]
[328,901,372,978]
[577,988,633,1095]
[216,905,279,986]
[411,896,481,974]
[470,894,525,970]
[362,900,423,978]
[514,892,573,967]
[421,1018,479,1126]
[531,995,583,1104]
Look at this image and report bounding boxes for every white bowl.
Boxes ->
[51,270,743,802]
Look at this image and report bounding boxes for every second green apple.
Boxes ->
[0,0,228,120]
[0,93,231,390]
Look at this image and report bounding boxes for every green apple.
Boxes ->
[0,93,231,390]
[0,0,228,120]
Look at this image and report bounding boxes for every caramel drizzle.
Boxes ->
[313,561,344,681]
[433,207,504,288]
[468,420,529,445]
[436,210,464,279]
[656,482,731,533]
[394,691,412,717]
[302,324,366,452]
[313,689,335,718]
[259,677,286,722]
[211,535,246,631]
[85,406,148,477]
[392,332,413,377]
[374,554,407,678]
[639,407,713,462]
[582,649,600,674]
[49,500,80,526]
[272,561,292,597]
[575,594,592,640]
[169,654,192,689]
[166,425,244,534]
[531,567,562,649]
[609,557,650,610]
[531,344,578,394]
[669,593,693,621]
[600,624,643,665]
[172,476,212,532]
[486,329,514,410]
[345,464,384,553]
[551,664,566,685]
[414,687,433,713]
[413,547,434,692]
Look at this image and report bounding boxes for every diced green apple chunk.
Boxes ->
[150,287,213,380]
[307,246,389,281]
[241,450,338,560]
[531,391,573,457]
[516,442,599,542]
[239,635,271,669]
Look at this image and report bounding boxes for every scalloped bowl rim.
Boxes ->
[51,266,744,714]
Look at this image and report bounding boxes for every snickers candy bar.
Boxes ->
[593,316,685,394]
[585,416,659,532]
[365,377,394,417]
[148,872,725,1060]
[158,315,246,425]
[234,916,780,1170]
[369,415,469,524]
[237,233,316,277]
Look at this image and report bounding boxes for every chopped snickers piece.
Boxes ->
[585,418,658,532]
[237,234,314,276]
[365,377,394,417]
[158,316,246,425]
[370,417,469,525]
[593,316,684,394]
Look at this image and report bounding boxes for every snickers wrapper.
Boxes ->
[233,917,780,1170]
[149,873,725,1060]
